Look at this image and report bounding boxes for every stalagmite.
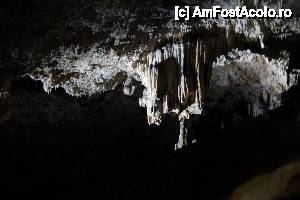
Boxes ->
[175,110,191,150]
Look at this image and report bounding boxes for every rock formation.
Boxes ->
[231,161,300,200]
[1,0,300,148]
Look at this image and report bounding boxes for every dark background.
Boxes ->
[0,0,300,199]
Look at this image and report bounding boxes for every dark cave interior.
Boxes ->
[1,0,300,200]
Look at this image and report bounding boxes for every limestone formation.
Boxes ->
[2,0,300,148]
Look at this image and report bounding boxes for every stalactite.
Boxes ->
[139,39,208,149]
[211,49,300,118]
[22,0,300,150]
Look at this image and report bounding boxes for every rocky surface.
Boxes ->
[1,0,300,199]
[210,49,298,117]
[231,161,300,200]
[1,0,300,148]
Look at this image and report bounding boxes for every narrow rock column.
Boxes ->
[175,110,190,150]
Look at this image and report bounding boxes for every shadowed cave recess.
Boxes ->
[1,0,300,199]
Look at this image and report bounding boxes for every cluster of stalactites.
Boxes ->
[246,87,280,117]
[139,39,205,127]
